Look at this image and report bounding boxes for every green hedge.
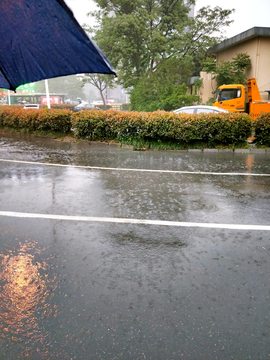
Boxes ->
[0,106,72,133]
[71,109,252,145]
[0,106,253,145]
[253,112,270,146]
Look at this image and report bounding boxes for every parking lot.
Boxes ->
[0,132,269,360]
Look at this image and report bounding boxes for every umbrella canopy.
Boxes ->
[0,0,116,91]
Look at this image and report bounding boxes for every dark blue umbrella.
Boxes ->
[0,0,116,91]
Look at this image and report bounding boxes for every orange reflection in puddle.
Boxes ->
[245,154,255,186]
[0,241,57,344]
[246,154,255,173]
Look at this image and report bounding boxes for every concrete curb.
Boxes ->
[186,148,269,154]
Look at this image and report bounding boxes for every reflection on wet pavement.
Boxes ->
[0,241,57,358]
[0,131,270,174]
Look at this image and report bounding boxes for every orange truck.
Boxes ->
[213,78,270,120]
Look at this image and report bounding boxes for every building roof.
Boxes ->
[209,27,270,54]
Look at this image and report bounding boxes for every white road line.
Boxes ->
[0,159,270,177]
[0,211,269,230]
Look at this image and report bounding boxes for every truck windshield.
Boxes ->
[216,88,241,102]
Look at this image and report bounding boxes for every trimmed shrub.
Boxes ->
[0,106,23,128]
[121,103,131,111]
[0,105,253,146]
[0,106,72,133]
[71,109,110,140]
[71,110,252,145]
[253,112,270,146]
[36,108,72,132]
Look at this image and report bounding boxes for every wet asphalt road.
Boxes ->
[0,132,269,360]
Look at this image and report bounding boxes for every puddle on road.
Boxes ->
[115,231,187,248]
[0,241,58,357]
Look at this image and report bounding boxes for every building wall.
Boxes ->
[256,37,270,98]
[212,36,270,100]
[199,72,217,104]
[215,38,257,80]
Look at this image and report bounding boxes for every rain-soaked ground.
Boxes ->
[0,132,269,360]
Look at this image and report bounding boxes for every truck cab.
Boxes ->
[213,84,246,113]
[213,78,270,120]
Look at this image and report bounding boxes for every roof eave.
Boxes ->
[209,27,270,54]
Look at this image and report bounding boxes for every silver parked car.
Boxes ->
[173,105,229,114]
[23,104,40,109]
[73,103,100,112]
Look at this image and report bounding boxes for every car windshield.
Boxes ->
[216,88,241,102]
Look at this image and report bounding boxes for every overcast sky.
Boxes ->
[65,0,270,39]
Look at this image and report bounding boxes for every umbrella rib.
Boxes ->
[0,65,15,91]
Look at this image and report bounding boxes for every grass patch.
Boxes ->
[121,137,251,151]
[253,143,269,149]
[209,140,250,150]
[121,138,189,150]
[0,127,254,150]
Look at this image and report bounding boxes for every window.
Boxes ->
[217,88,241,102]
[196,108,217,114]
[178,108,194,114]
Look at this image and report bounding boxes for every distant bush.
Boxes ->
[253,112,270,146]
[121,103,131,111]
[48,103,76,111]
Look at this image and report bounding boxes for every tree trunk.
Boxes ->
[99,88,106,108]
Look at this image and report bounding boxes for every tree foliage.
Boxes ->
[129,58,200,111]
[203,53,251,88]
[81,74,116,106]
[87,1,234,111]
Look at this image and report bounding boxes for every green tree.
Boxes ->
[129,57,200,111]
[203,53,251,88]
[87,1,234,111]
[81,74,115,106]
